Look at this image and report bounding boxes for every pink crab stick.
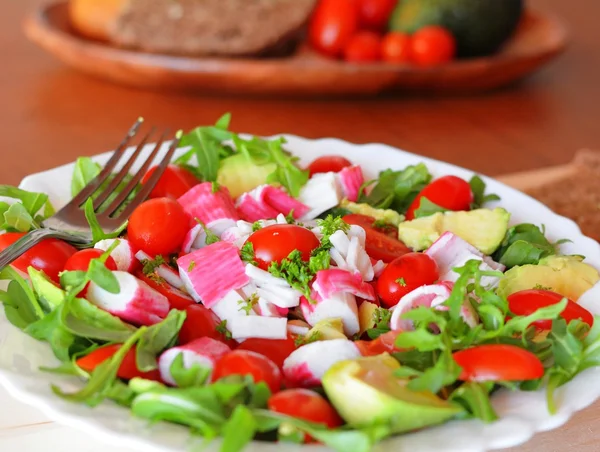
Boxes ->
[312,268,376,301]
[134,250,184,290]
[158,337,231,386]
[338,165,364,202]
[94,238,137,272]
[236,192,281,222]
[85,271,169,326]
[178,183,239,226]
[300,291,360,336]
[181,218,237,253]
[256,185,309,219]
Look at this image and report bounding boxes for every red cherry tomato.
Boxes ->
[376,253,439,308]
[366,229,412,263]
[0,232,77,283]
[213,350,282,394]
[76,344,162,382]
[177,303,230,345]
[309,0,359,58]
[453,344,545,382]
[342,214,398,239]
[127,198,189,257]
[307,156,353,177]
[405,175,474,220]
[507,289,594,331]
[381,32,412,63]
[236,335,297,369]
[356,330,401,356]
[246,224,320,271]
[141,164,199,200]
[64,249,118,272]
[135,270,195,311]
[357,0,397,30]
[411,25,456,67]
[344,31,382,63]
[268,389,343,441]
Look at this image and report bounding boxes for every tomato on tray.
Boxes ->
[344,31,382,63]
[141,164,199,200]
[213,350,282,394]
[357,0,397,31]
[453,344,545,382]
[410,25,457,67]
[405,175,474,220]
[236,335,297,369]
[309,0,359,57]
[508,289,594,330]
[381,32,412,63]
[76,344,162,382]
[0,232,77,283]
[247,224,320,271]
[307,156,353,176]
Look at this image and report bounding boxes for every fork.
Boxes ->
[0,119,182,270]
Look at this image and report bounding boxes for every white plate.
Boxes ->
[1,136,600,452]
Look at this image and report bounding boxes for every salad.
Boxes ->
[1,114,600,452]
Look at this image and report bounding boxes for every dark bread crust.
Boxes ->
[110,0,317,57]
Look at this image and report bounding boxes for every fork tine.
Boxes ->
[100,130,171,218]
[92,127,155,210]
[69,118,144,208]
[115,134,182,221]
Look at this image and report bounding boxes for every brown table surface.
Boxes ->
[2,0,600,451]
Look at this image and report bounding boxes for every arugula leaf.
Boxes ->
[169,352,212,388]
[221,405,257,452]
[407,349,462,393]
[492,224,555,268]
[0,185,52,218]
[2,203,35,232]
[469,175,501,209]
[136,310,187,372]
[395,329,444,351]
[87,259,120,294]
[180,128,222,182]
[366,307,392,339]
[0,266,45,329]
[358,164,432,213]
[264,138,309,197]
[450,382,498,422]
[413,197,448,219]
[59,270,87,292]
[84,198,127,244]
[71,157,101,197]
[25,306,80,362]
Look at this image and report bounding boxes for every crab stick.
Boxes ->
[94,238,136,272]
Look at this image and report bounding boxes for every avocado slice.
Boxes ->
[397,208,510,254]
[389,0,524,58]
[322,354,463,433]
[216,153,276,199]
[497,255,600,301]
[341,199,404,226]
[28,267,65,312]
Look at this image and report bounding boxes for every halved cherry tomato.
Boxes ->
[177,303,230,345]
[342,214,398,238]
[357,0,397,30]
[135,270,195,311]
[411,25,456,67]
[64,248,118,272]
[507,289,594,330]
[0,232,77,283]
[381,32,412,63]
[405,175,474,220]
[247,224,320,271]
[376,253,439,308]
[127,198,189,256]
[344,31,382,63]
[356,330,401,356]
[307,156,353,177]
[141,164,199,200]
[76,344,162,382]
[453,344,544,382]
[268,389,343,442]
[364,229,412,263]
[213,350,282,394]
[309,0,359,57]
[236,335,297,369]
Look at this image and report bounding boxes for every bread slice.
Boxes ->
[110,0,317,57]
[524,150,600,241]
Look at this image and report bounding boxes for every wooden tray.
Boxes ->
[23,2,568,97]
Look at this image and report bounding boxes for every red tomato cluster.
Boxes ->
[308,0,456,66]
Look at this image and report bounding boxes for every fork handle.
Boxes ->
[0,229,91,271]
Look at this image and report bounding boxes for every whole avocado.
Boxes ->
[389,0,524,58]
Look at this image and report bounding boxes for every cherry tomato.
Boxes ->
[376,253,439,308]
[344,31,382,63]
[405,175,474,221]
[213,350,282,394]
[76,344,162,382]
[135,270,195,311]
[64,248,118,272]
[356,330,401,356]
[365,229,412,263]
[307,155,353,177]
[246,224,320,271]
[268,389,343,441]
[177,303,230,345]
[357,0,397,30]
[453,344,545,382]
[141,164,199,200]
[507,289,594,331]
[0,232,77,283]
[411,25,456,67]
[236,335,297,369]
[309,0,359,58]
[342,214,398,238]
[381,32,412,63]
[127,198,189,257]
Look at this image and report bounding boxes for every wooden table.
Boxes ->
[1,0,600,451]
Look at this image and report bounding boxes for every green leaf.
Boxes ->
[87,259,120,294]
[503,298,568,337]
[220,405,257,452]
[169,352,212,388]
[492,224,555,268]
[450,382,498,422]
[263,139,309,197]
[408,349,462,394]
[0,185,51,218]
[240,242,257,266]
[106,380,137,407]
[0,267,45,329]
[136,310,187,372]
[395,329,444,352]
[477,304,505,331]
[469,175,501,209]
[180,126,225,182]
[413,197,448,219]
[3,203,35,232]
[71,157,101,197]
[59,270,87,292]
[391,350,435,371]
[84,198,127,244]
[25,306,77,362]
[393,367,423,378]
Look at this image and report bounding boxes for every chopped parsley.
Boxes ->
[195,218,220,245]
[534,283,553,291]
[285,210,296,224]
[294,330,321,347]
[238,293,259,315]
[252,221,262,232]
[366,307,392,339]
[372,219,388,228]
[268,249,330,301]
[142,255,166,275]
[215,320,232,340]
[241,242,258,266]
[187,261,196,272]
[316,215,350,250]
[396,277,407,287]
